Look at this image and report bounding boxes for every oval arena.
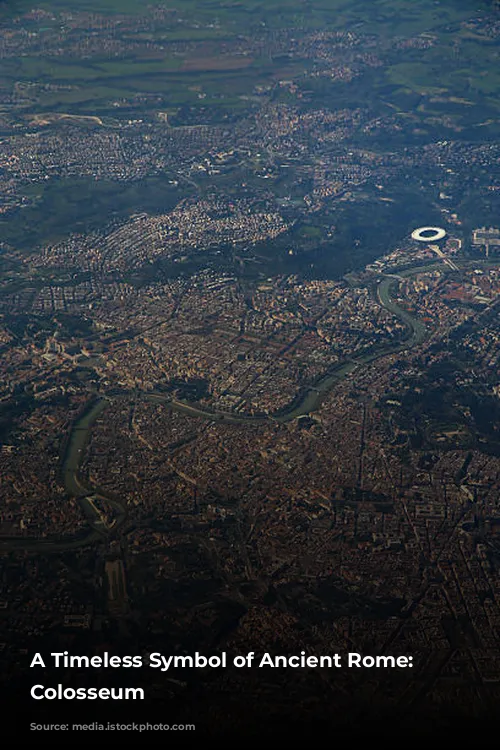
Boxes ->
[411,226,447,242]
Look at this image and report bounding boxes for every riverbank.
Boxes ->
[2,258,486,551]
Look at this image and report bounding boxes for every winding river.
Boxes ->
[0,261,468,551]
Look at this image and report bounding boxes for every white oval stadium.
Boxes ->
[411,226,447,242]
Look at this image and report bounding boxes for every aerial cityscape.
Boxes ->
[1,0,500,737]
